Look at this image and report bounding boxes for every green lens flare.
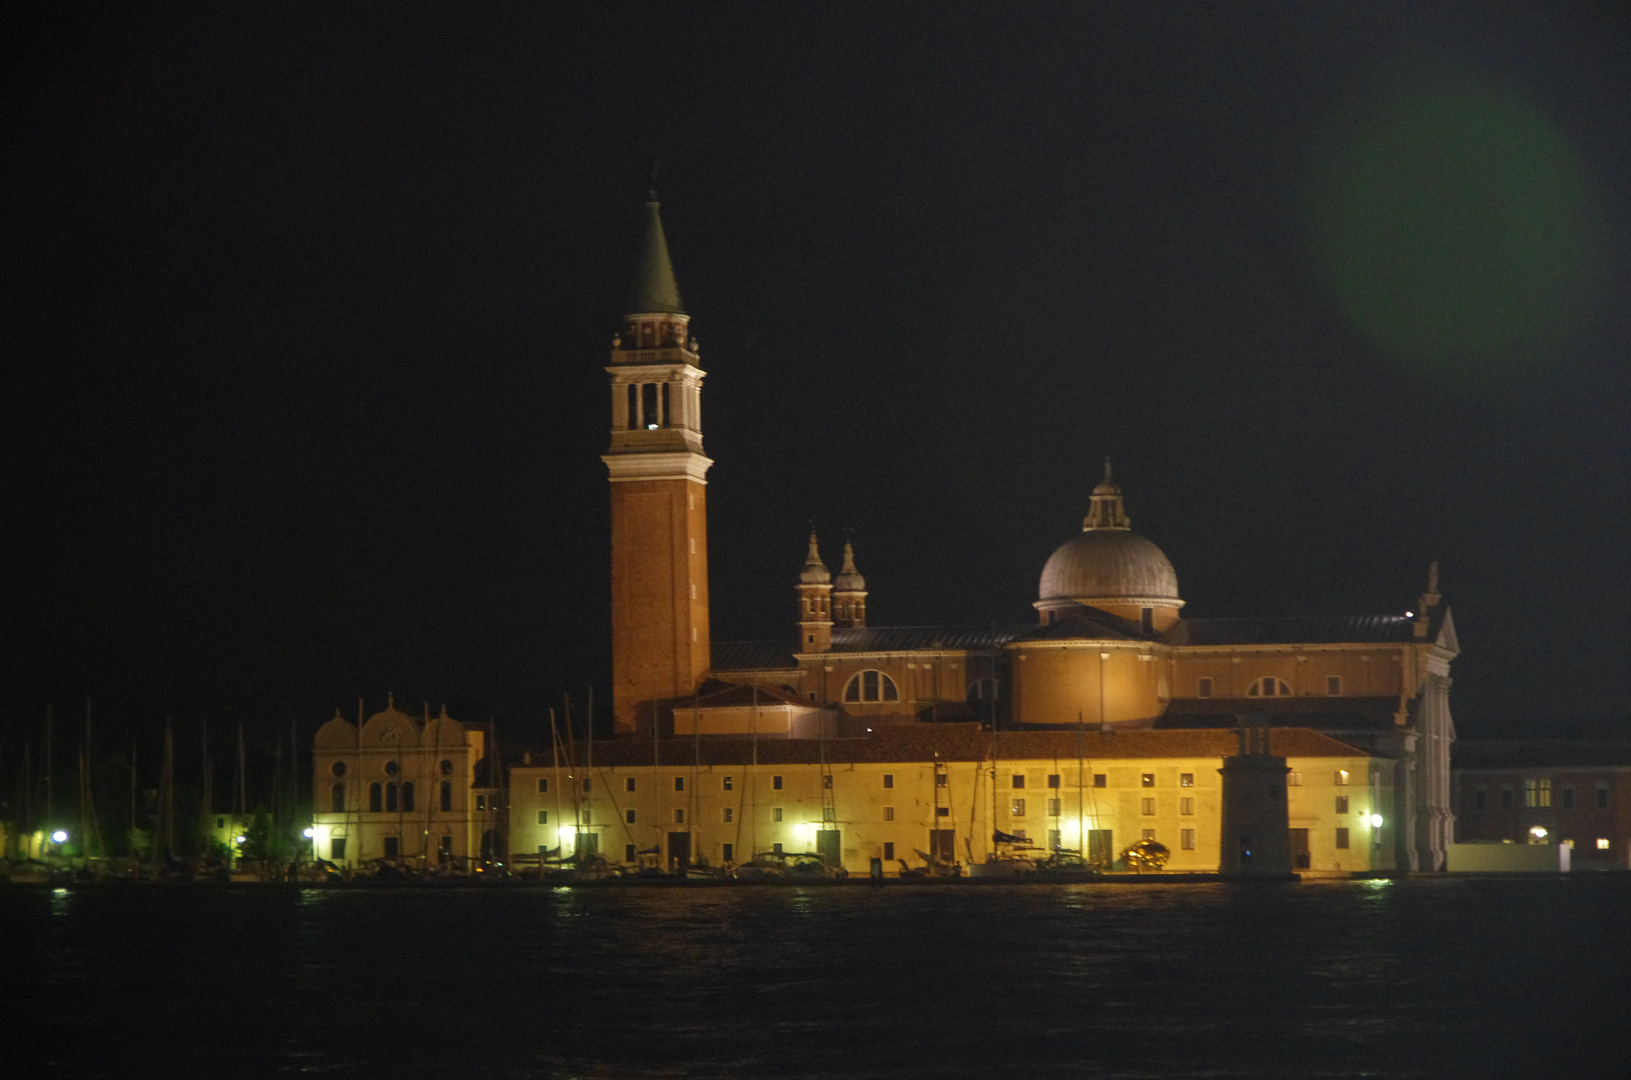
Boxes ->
[1304,73,1596,382]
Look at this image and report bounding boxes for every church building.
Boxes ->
[509,190,1458,876]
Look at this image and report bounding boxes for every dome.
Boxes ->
[1038,530,1180,604]
[833,541,866,593]
[798,533,831,585]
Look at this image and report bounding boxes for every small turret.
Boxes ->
[833,541,868,628]
[1083,458,1131,531]
[796,533,833,653]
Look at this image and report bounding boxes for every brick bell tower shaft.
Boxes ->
[602,187,712,736]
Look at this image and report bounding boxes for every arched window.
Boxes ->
[385,781,399,812]
[368,782,382,812]
[401,781,415,812]
[330,782,345,813]
[1246,677,1292,698]
[843,669,899,703]
[440,780,453,812]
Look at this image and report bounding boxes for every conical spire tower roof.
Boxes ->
[626,189,686,317]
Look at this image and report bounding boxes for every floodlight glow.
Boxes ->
[51,830,68,843]
[1369,814,1384,828]
[303,827,315,838]
[558,825,578,846]
[235,835,247,844]
[1529,826,1548,840]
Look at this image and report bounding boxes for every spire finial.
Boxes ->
[799,531,831,585]
[1103,456,1113,484]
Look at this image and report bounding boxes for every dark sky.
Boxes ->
[4,2,1629,749]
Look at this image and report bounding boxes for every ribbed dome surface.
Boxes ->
[1039,531,1179,603]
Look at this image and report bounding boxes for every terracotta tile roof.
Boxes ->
[529,724,1374,769]
[711,641,800,671]
[1453,739,1631,770]
[1164,615,1415,646]
[1160,696,1400,729]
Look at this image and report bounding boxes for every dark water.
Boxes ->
[15,876,1629,1078]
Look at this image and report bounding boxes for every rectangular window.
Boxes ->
[1142,828,1156,841]
[1561,786,1575,809]
[1047,798,1061,817]
[772,775,783,790]
[626,809,637,824]
[936,806,950,817]
[883,773,894,789]
[1093,773,1107,788]
[1179,773,1194,788]
[1012,774,1026,789]
[383,836,399,858]
[537,810,549,825]
[1011,798,1026,817]
[582,777,592,793]
[1596,784,1609,809]
[1327,675,1342,696]
[1597,838,1611,850]
[625,777,636,792]
[773,808,783,822]
[1336,827,1350,850]
[1287,771,1303,786]
[1501,788,1514,809]
[823,774,833,789]
[582,808,591,825]
[625,844,637,863]
[1180,797,1194,815]
[1141,797,1155,815]
[331,837,346,860]
[722,842,733,863]
[538,778,549,793]
[883,806,895,821]
[475,794,486,811]
[822,806,835,822]
[1335,770,1350,786]
[722,776,733,791]
[1047,774,1061,789]
[1141,773,1156,787]
[773,842,783,855]
[884,842,895,861]
[1525,778,1552,808]
[1335,796,1349,814]
[722,808,734,823]
[1198,677,1213,698]
[936,773,948,788]
[675,776,685,792]
[1180,828,1195,850]
[674,809,685,824]
[1474,786,1487,810]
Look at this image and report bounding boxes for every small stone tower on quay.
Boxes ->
[603,188,712,736]
[1218,716,1294,879]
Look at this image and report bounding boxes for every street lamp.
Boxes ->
[51,829,69,844]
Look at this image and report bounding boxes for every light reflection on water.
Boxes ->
[14,876,1630,1079]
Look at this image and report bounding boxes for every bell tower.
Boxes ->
[603,187,712,735]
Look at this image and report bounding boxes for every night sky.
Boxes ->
[4,3,1629,751]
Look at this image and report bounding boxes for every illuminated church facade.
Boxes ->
[508,192,1459,876]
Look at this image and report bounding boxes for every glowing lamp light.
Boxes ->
[302,827,315,838]
[557,825,578,847]
[1369,814,1384,828]
[1529,826,1548,841]
[235,835,247,844]
[1405,611,1414,618]
[51,829,68,843]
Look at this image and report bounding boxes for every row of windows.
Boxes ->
[1471,782,1611,811]
[329,758,456,779]
[1198,676,1345,698]
[540,771,1226,794]
[330,780,475,814]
